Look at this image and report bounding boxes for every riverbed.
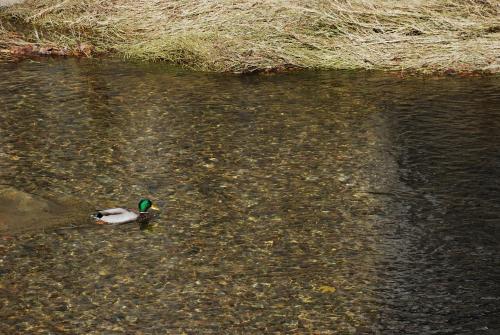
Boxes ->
[0,59,499,334]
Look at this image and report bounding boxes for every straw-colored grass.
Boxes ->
[1,0,499,73]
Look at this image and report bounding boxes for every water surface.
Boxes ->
[0,59,499,334]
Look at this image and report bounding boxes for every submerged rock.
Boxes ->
[0,186,90,233]
[0,186,51,212]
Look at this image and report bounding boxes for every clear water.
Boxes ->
[0,59,499,334]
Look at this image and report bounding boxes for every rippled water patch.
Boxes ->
[0,59,499,334]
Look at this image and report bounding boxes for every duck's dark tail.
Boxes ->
[90,211,104,220]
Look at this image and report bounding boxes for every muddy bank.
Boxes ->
[1,42,93,57]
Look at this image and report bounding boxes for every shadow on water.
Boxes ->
[372,79,500,334]
[0,59,498,334]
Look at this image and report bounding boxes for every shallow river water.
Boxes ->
[0,59,499,334]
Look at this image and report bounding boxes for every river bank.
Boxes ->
[1,1,499,74]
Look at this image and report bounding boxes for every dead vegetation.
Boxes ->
[1,0,499,73]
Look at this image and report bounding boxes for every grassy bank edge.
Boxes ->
[1,1,499,75]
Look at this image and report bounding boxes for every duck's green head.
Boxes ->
[138,198,154,213]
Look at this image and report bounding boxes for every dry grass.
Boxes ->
[1,0,499,73]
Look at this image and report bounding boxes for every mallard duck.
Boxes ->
[92,198,159,229]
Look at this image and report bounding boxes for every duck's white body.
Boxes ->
[94,208,138,224]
